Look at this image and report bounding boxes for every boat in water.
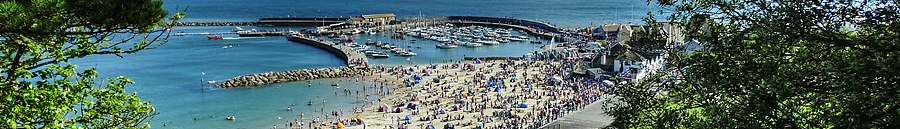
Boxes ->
[477,40,500,45]
[372,53,390,58]
[207,35,223,40]
[436,43,458,49]
[465,42,483,47]
[398,51,417,56]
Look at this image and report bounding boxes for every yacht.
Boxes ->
[465,42,483,47]
[477,40,500,45]
[398,51,417,56]
[372,53,390,58]
[436,43,458,49]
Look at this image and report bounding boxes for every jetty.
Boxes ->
[173,21,256,26]
[216,35,367,88]
[258,17,348,26]
[286,36,367,67]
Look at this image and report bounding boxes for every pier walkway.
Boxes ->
[287,35,367,67]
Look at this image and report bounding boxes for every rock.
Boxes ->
[217,67,366,88]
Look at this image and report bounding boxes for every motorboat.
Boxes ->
[436,43,458,49]
[207,35,223,40]
[372,53,390,58]
[477,40,500,45]
[498,39,510,43]
[398,51,417,56]
[465,42,483,47]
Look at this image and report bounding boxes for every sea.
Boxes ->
[68,0,657,128]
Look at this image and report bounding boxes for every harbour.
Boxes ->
[69,0,656,128]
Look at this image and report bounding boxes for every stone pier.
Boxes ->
[217,67,364,88]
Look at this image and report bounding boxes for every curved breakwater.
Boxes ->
[217,67,364,88]
[217,36,367,88]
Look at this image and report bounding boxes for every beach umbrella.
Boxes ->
[337,122,345,128]
[404,115,412,120]
[494,87,502,92]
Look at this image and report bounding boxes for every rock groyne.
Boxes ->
[217,67,364,88]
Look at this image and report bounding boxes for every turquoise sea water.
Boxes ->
[67,0,656,128]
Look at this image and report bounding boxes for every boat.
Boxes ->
[207,35,223,40]
[207,80,216,84]
[398,51,417,56]
[331,82,339,87]
[231,27,246,32]
[339,35,355,43]
[465,42,483,47]
[436,43,458,49]
[226,116,236,121]
[530,40,542,44]
[477,40,500,45]
[498,39,510,43]
[372,54,390,58]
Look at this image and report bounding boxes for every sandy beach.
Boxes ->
[283,57,611,129]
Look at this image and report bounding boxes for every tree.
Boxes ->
[0,0,182,128]
[607,0,900,128]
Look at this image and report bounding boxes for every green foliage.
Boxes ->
[0,0,182,128]
[609,0,900,128]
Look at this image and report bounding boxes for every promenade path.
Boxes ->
[540,95,615,129]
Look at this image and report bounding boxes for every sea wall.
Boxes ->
[287,36,350,64]
[217,67,364,88]
[173,21,257,26]
[445,16,561,33]
[215,36,369,88]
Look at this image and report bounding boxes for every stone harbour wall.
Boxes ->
[217,67,364,88]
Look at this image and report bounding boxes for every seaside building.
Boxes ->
[350,13,396,27]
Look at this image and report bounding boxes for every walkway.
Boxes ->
[287,35,367,67]
[540,95,615,129]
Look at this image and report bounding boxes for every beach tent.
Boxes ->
[356,115,363,120]
[494,87,502,92]
[444,123,455,129]
[518,103,528,108]
[404,115,412,120]
[337,122,345,128]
